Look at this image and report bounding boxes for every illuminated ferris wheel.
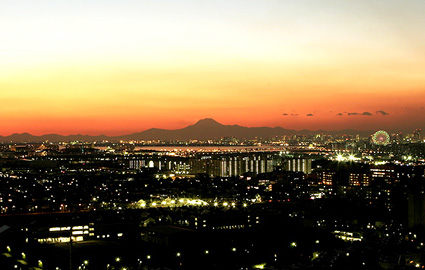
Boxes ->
[372,130,390,146]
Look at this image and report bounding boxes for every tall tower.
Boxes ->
[413,129,422,141]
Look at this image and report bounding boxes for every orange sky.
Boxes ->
[1,0,425,135]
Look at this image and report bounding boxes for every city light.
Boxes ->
[336,155,344,162]
[0,123,423,270]
[253,263,266,269]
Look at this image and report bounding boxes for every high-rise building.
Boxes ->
[370,165,396,184]
[408,194,425,229]
[284,158,312,174]
[348,173,370,186]
[319,171,335,185]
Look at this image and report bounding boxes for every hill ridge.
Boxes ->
[0,118,374,142]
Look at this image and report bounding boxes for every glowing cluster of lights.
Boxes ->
[136,198,209,208]
[134,197,253,210]
[334,154,358,162]
[333,230,363,242]
[37,236,84,243]
[372,130,390,146]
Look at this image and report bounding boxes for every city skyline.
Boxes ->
[1,0,425,135]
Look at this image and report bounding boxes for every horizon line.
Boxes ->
[0,118,407,137]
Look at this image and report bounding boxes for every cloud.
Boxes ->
[337,113,343,116]
[376,110,389,115]
[282,113,299,116]
[306,114,314,116]
[346,112,372,116]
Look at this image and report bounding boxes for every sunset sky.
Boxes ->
[1,0,425,135]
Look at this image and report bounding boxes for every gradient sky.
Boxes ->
[1,0,425,135]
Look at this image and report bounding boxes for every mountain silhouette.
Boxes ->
[120,118,296,140]
[0,118,373,142]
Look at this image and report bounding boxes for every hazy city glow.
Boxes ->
[1,0,425,135]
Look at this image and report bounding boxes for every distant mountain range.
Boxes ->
[0,118,374,142]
